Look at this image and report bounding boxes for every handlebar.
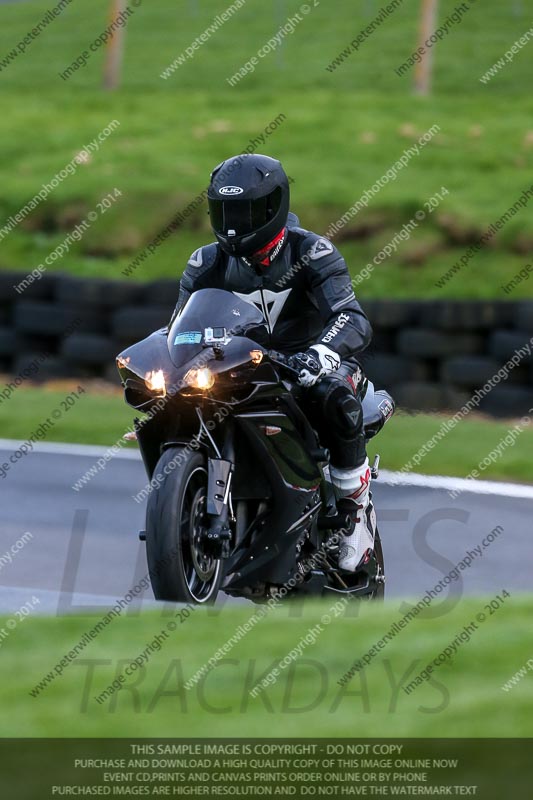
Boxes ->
[267,350,301,380]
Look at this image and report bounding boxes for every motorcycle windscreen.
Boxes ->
[117,329,174,382]
[167,288,264,369]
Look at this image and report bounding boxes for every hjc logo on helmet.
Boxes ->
[218,186,244,195]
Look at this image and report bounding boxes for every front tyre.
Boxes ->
[145,447,222,603]
[373,529,385,600]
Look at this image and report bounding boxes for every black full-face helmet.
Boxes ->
[207,154,290,257]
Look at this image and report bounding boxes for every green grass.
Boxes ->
[368,409,533,483]
[0,383,137,448]
[0,0,532,295]
[2,385,532,483]
[3,595,532,737]
[1,0,530,95]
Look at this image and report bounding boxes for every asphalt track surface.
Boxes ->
[0,441,531,615]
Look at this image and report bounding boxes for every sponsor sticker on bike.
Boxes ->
[174,331,202,345]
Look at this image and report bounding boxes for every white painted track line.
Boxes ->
[379,469,533,500]
[0,438,141,460]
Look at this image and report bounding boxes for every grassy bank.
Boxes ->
[0,0,531,294]
[3,594,531,737]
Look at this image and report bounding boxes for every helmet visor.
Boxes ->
[209,187,282,236]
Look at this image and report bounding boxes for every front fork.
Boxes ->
[203,413,235,559]
[205,457,233,558]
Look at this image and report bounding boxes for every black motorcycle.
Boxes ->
[117,288,394,605]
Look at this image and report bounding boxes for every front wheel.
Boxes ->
[145,447,222,603]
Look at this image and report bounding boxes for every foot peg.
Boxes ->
[139,530,146,541]
[318,512,350,531]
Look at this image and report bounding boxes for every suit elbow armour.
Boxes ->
[347,304,372,353]
[340,311,373,357]
[360,315,373,351]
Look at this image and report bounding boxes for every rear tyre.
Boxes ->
[145,447,222,603]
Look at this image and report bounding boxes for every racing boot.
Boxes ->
[331,459,375,572]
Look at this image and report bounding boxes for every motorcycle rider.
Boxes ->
[173,154,375,572]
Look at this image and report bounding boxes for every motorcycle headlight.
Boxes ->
[184,367,215,390]
[145,369,166,396]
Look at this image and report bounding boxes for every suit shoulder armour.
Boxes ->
[187,242,221,273]
[294,230,338,265]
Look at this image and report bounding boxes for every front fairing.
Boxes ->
[116,289,268,406]
[117,332,266,398]
[117,328,171,383]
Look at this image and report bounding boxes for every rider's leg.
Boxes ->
[305,367,375,571]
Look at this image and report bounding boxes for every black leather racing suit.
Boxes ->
[175,213,372,469]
